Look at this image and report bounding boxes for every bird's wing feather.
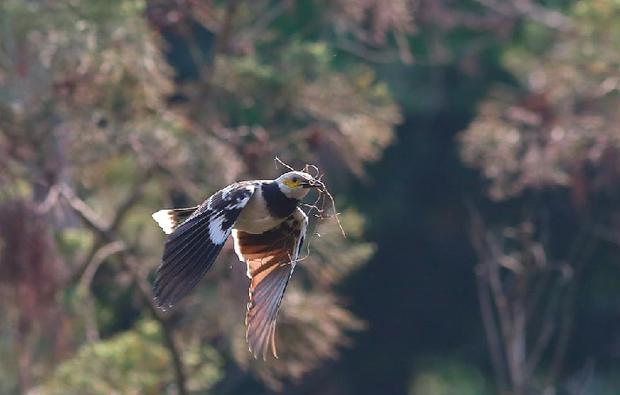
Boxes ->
[233,207,308,359]
[153,183,256,309]
[152,206,199,234]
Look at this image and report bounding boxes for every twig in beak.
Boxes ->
[274,157,346,238]
[315,179,346,239]
[274,156,296,172]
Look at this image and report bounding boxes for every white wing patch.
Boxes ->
[152,183,256,309]
[152,210,176,234]
[208,214,229,245]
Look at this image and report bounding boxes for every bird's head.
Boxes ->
[275,171,320,199]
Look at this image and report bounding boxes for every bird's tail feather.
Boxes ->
[152,206,198,235]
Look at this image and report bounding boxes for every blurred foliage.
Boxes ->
[0,0,399,394]
[458,1,620,394]
[409,356,492,395]
[460,0,620,202]
[38,320,221,395]
[1,0,619,394]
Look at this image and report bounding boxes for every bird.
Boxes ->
[151,171,320,359]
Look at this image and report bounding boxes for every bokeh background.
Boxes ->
[1,1,619,394]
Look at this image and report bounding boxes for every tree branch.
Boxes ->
[59,184,189,395]
[76,241,125,342]
[475,264,509,392]
[549,225,598,384]
[474,0,572,31]
[469,206,510,391]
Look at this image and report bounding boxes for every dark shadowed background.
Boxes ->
[1,1,619,394]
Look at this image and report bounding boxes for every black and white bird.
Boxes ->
[151,171,320,359]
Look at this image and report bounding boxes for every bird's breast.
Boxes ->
[234,187,287,234]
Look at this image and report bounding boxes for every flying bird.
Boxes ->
[151,171,320,359]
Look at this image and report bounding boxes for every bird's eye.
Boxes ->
[292,177,299,183]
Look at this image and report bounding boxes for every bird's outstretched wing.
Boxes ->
[153,183,256,309]
[232,207,308,359]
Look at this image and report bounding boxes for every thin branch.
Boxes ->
[335,38,403,64]
[68,239,104,288]
[525,308,554,376]
[59,184,189,395]
[484,232,517,386]
[549,225,598,384]
[109,169,155,231]
[122,252,188,395]
[512,0,573,31]
[212,0,239,57]
[525,268,551,322]
[76,241,125,342]
[524,262,569,376]
[35,184,61,214]
[60,185,109,236]
[394,31,414,64]
[469,205,509,391]
[240,1,288,41]
[474,0,572,31]
[77,241,126,294]
[475,264,509,392]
